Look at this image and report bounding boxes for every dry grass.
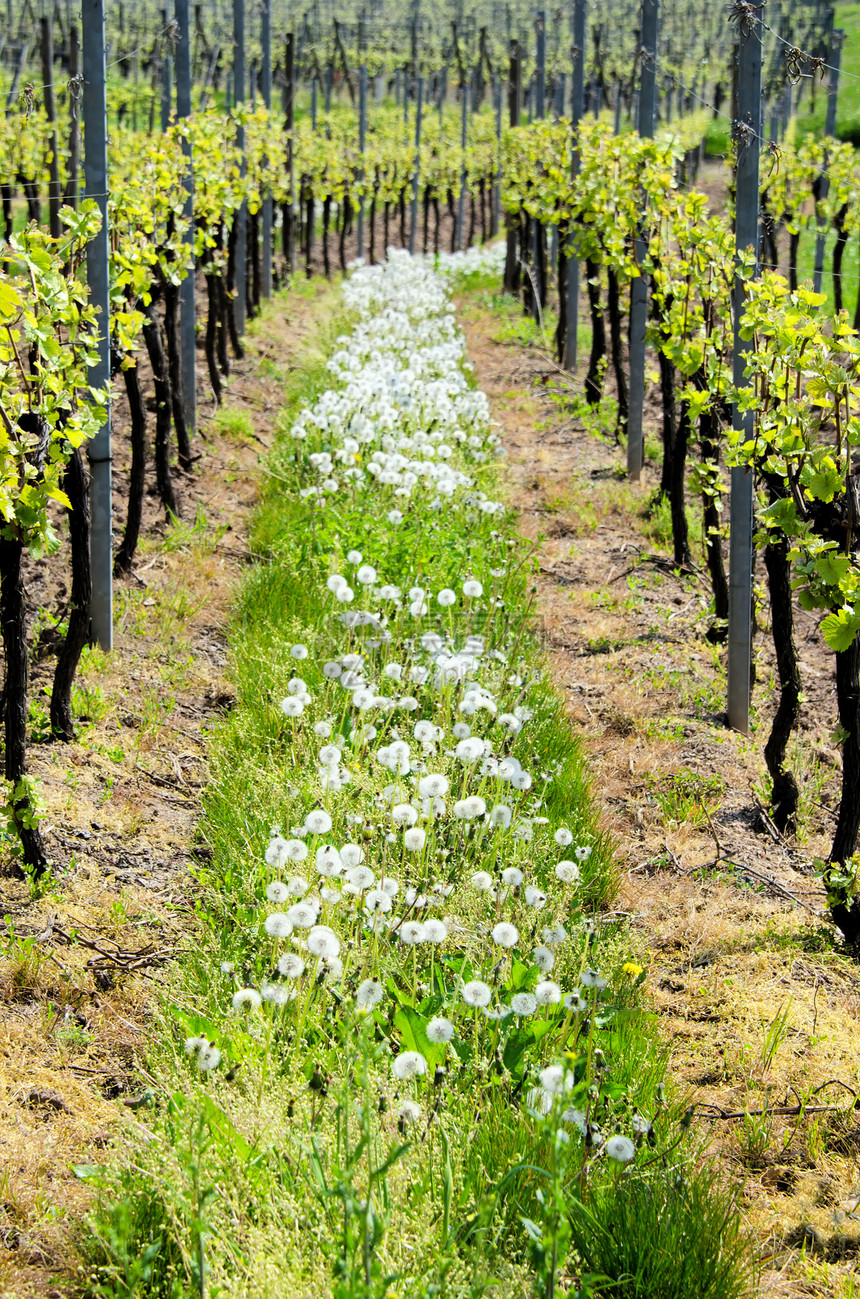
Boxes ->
[459,288,860,1297]
[0,283,330,1298]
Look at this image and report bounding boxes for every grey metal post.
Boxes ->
[727,3,763,735]
[626,0,658,480]
[457,79,469,250]
[813,30,842,295]
[82,0,112,651]
[492,76,502,237]
[234,0,246,336]
[357,63,367,259]
[286,32,297,276]
[175,0,196,436]
[41,19,61,239]
[535,9,545,116]
[563,0,586,372]
[161,47,172,130]
[66,24,80,208]
[261,0,273,298]
[409,75,423,254]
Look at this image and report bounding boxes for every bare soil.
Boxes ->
[0,280,331,1298]
[458,286,860,1298]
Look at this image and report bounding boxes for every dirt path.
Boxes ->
[0,282,330,1299]
[459,287,860,1296]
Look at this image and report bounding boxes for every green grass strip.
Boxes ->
[77,260,753,1299]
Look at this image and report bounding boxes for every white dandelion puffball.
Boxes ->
[606,1135,636,1163]
[286,901,317,928]
[290,644,309,659]
[266,835,308,868]
[581,968,609,989]
[539,1065,569,1095]
[501,866,523,887]
[347,865,375,891]
[364,888,392,914]
[278,953,305,978]
[489,804,512,829]
[307,926,340,958]
[423,919,448,943]
[196,1043,221,1071]
[471,870,493,890]
[232,988,262,1011]
[400,921,426,945]
[524,886,547,909]
[511,992,537,1016]
[535,980,562,1005]
[533,946,555,973]
[392,802,419,826]
[456,737,484,764]
[261,982,295,1005]
[426,1016,454,1043]
[266,881,290,903]
[437,588,456,607]
[492,922,519,949]
[356,564,377,585]
[316,845,342,877]
[403,827,426,852]
[462,579,483,598]
[280,696,305,717]
[264,913,294,938]
[346,549,362,565]
[418,773,449,798]
[305,809,333,835]
[554,827,574,846]
[392,1051,427,1080]
[398,1099,422,1124]
[575,845,593,861]
[356,978,384,1009]
[556,860,581,884]
[564,990,588,1012]
[461,980,492,1008]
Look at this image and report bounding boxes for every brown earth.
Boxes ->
[458,284,860,1299]
[0,279,331,1298]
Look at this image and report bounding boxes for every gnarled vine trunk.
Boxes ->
[762,535,802,831]
[51,448,91,740]
[584,258,606,407]
[142,300,178,518]
[829,635,860,946]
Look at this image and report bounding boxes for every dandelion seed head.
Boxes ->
[511,992,537,1016]
[232,988,262,1011]
[423,919,448,943]
[305,809,333,835]
[461,980,492,1007]
[492,922,519,948]
[264,912,294,938]
[426,1016,454,1043]
[535,980,562,1005]
[356,978,383,1008]
[392,1050,427,1079]
[606,1135,636,1163]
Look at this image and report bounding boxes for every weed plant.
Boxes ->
[77,253,754,1299]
